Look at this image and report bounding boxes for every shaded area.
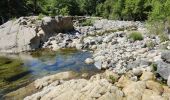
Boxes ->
[0,57,31,99]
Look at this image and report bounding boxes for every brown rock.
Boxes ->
[104,70,120,82]
[142,89,165,100]
[146,80,164,94]
[140,71,155,81]
[123,81,146,100]
[116,75,133,88]
[163,86,170,93]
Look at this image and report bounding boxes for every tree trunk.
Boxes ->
[34,0,37,14]
[7,0,11,17]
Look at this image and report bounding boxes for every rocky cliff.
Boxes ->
[0,16,74,53]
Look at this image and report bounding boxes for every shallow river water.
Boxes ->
[0,48,100,98]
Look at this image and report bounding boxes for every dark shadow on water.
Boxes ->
[5,70,32,82]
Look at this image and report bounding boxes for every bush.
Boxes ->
[146,40,155,49]
[146,21,164,35]
[159,33,169,42]
[128,32,143,41]
[109,75,116,84]
[38,13,45,20]
[147,17,170,43]
[151,63,157,71]
[81,19,94,26]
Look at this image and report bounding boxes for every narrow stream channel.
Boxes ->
[0,48,100,98]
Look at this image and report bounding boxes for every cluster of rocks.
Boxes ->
[43,19,146,51]
[0,16,74,53]
[39,18,170,85]
[85,32,160,72]
[21,69,170,100]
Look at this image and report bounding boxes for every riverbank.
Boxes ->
[1,16,170,100]
[23,70,170,100]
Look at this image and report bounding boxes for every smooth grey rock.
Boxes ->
[127,59,151,70]
[167,75,170,87]
[85,58,94,64]
[161,51,170,63]
[94,60,102,69]
[132,68,143,76]
[156,61,170,80]
[0,16,74,53]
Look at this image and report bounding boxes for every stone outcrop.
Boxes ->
[24,77,124,100]
[23,70,170,100]
[0,16,74,53]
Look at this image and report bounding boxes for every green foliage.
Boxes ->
[147,17,170,43]
[0,57,11,66]
[159,33,169,42]
[147,21,164,35]
[59,6,69,16]
[151,63,157,71]
[81,19,94,26]
[128,32,143,41]
[109,75,116,84]
[1,0,170,24]
[149,0,170,21]
[95,0,152,20]
[146,40,155,49]
[76,0,97,15]
[38,13,45,20]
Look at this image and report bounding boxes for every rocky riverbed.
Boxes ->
[1,16,170,100]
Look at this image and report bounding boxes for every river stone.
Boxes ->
[156,61,170,80]
[85,58,94,64]
[127,59,151,70]
[161,51,170,63]
[123,81,146,100]
[140,71,155,81]
[142,89,164,100]
[146,80,163,94]
[167,75,170,87]
[94,60,102,69]
[132,68,143,76]
[116,75,134,88]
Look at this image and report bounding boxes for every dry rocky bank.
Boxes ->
[1,16,170,100]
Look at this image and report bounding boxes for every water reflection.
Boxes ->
[0,48,99,98]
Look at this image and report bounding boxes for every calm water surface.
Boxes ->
[0,48,99,98]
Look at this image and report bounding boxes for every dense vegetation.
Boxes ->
[0,0,170,24]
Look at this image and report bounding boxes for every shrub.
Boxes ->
[109,75,116,84]
[38,13,45,20]
[159,33,169,42]
[146,40,155,49]
[151,63,157,71]
[81,19,94,26]
[146,21,164,35]
[128,32,143,41]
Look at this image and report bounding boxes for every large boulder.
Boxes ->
[0,16,74,53]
